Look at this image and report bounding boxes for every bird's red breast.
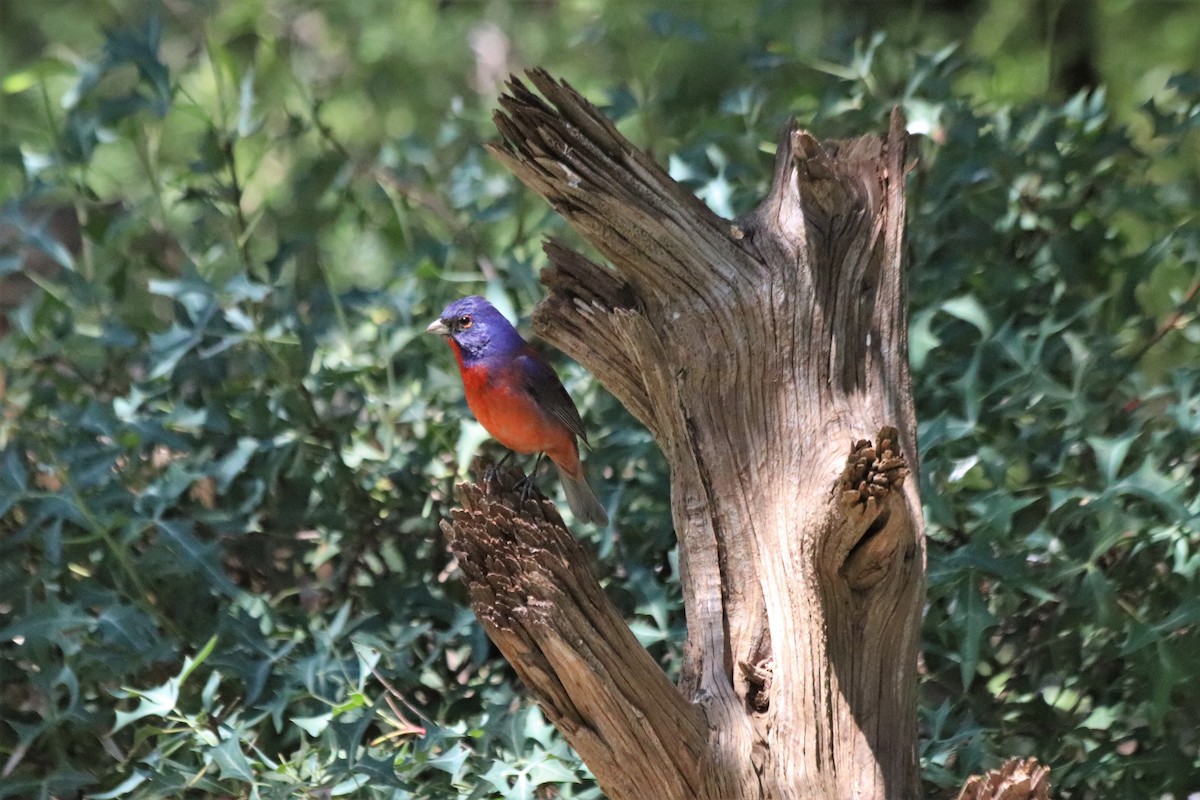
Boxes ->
[450,339,579,470]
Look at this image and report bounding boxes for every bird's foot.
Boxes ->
[483,452,513,486]
[514,473,537,505]
[483,464,501,487]
[514,452,545,505]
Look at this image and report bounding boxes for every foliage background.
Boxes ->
[2,0,1199,798]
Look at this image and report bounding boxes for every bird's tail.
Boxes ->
[554,461,609,527]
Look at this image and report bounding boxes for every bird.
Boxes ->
[427,295,609,526]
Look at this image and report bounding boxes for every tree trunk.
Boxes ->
[443,69,925,799]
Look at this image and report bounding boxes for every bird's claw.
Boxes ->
[483,452,513,487]
[514,474,536,505]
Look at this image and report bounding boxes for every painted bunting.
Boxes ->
[427,296,609,526]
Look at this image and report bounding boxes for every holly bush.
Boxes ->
[1,3,1198,799]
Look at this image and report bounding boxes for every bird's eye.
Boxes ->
[458,315,472,329]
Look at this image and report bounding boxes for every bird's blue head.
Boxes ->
[426,295,524,365]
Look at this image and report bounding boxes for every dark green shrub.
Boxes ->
[1,6,1197,799]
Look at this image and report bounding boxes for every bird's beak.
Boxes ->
[425,318,450,336]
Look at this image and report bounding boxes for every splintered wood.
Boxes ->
[957,758,1052,800]
[441,464,705,800]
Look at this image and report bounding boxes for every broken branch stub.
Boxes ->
[441,466,706,800]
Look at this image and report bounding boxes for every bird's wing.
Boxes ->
[514,350,589,445]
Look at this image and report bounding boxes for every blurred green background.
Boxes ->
[2,1,1200,798]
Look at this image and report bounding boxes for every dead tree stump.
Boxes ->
[442,69,925,800]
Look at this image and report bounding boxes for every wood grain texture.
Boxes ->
[441,468,706,800]
[446,69,927,799]
[957,758,1052,800]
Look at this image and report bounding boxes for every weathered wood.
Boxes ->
[447,68,924,799]
[957,758,1052,800]
[441,467,706,800]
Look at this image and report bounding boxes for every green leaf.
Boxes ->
[481,760,521,799]
[1081,704,1117,731]
[328,774,370,796]
[211,437,258,491]
[326,600,353,640]
[352,640,381,690]
[940,294,993,339]
[1086,434,1136,483]
[909,307,941,371]
[958,572,997,690]
[208,736,255,783]
[291,713,332,737]
[147,323,201,380]
[179,635,219,683]
[1121,621,1159,656]
[455,421,493,474]
[0,447,27,492]
[0,597,94,644]
[627,619,669,646]
[95,604,161,657]
[525,753,579,786]
[332,710,381,760]
[1110,456,1189,518]
[156,519,240,598]
[424,742,470,779]
[85,770,149,799]
[112,677,179,732]
[351,753,404,788]
[1153,596,1200,636]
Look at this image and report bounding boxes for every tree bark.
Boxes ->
[444,69,925,799]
